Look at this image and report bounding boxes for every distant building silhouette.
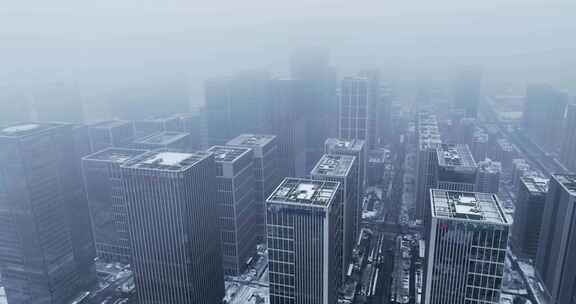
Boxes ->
[560,102,576,172]
[453,69,482,118]
[87,120,135,152]
[133,131,191,152]
[121,151,224,303]
[266,178,343,304]
[523,84,569,152]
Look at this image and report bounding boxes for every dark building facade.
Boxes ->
[536,174,576,304]
[453,69,482,118]
[424,190,509,304]
[82,148,148,264]
[207,146,259,276]
[121,151,224,304]
[511,176,548,259]
[0,123,96,304]
[523,84,569,152]
[311,154,358,281]
[227,134,281,243]
[266,178,343,304]
[205,71,270,146]
[291,48,338,173]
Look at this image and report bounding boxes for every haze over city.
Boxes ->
[0,1,576,304]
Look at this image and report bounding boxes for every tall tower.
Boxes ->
[338,77,371,147]
[560,102,576,172]
[475,158,501,194]
[511,176,548,259]
[523,84,568,151]
[424,190,509,304]
[290,47,338,172]
[453,68,482,118]
[121,150,224,304]
[535,174,576,304]
[207,146,258,276]
[266,178,343,304]
[311,154,358,281]
[227,134,281,243]
[82,148,148,264]
[0,123,96,304]
[415,112,442,221]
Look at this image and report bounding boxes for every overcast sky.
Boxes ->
[1,0,575,95]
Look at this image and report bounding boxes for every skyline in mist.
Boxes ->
[1,0,575,110]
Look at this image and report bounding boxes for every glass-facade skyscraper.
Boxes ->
[424,189,509,304]
[0,123,96,304]
[121,151,224,304]
[266,178,343,304]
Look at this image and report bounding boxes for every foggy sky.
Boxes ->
[1,0,575,104]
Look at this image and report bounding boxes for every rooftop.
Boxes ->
[83,148,149,163]
[477,158,502,174]
[311,154,355,177]
[0,123,62,137]
[122,151,210,171]
[207,146,252,162]
[89,120,132,129]
[521,176,549,194]
[417,113,442,150]
[134,131,189,145]
[437,144,477,168]
[431,189,508,224]
[227,134,276,147]
[325,138,365,152]
[554,174,576,196]
[267,178,339,207]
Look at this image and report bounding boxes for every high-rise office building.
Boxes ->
[471,128,489,162]
[493,139,516,170]
[133,131,191,152]
[338,77,372,147]
[133,116,180,139]
[267,79,308,177]
[121,150,224,304]
[266,178,343,304]
[523,84,569,151]
[82,148,148,264]
[169,111,208,150]
[325,138,366,192]
[311,154,358,280]
[560,102,576,172]
[291,48,338,172]
[0,123,96,304]
[476,158,501,194]
[436,144,478,193]
[207,146,258,276]
[87,120,135,152]
[535,174,576,304]
[415,112,442,220]
[227,134,281,243]
[424,190,509,304]
[453,69,482,118]
[511,176,548,259]
[205,71,270,146]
